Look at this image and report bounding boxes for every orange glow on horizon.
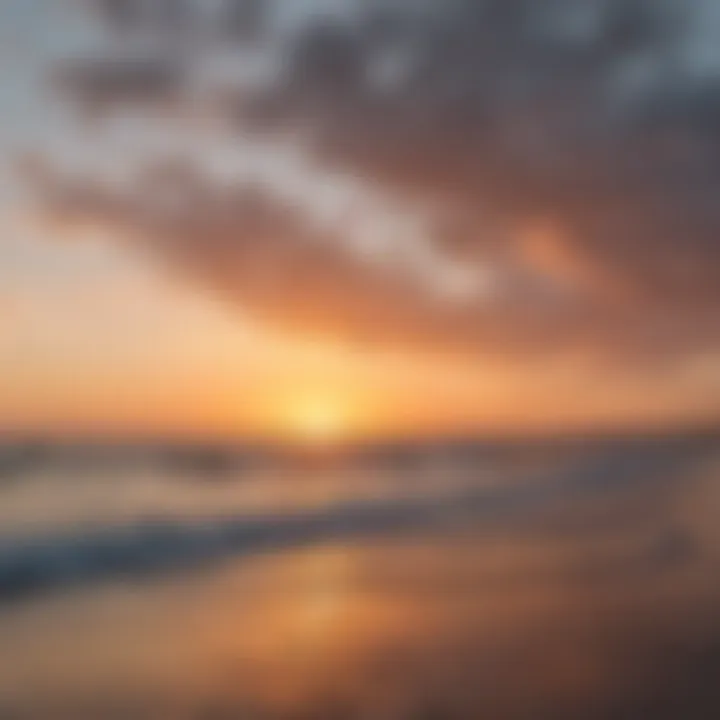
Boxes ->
[280,393,353,447]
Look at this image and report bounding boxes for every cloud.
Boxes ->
[33,0,720,356]
[57,55,182,111]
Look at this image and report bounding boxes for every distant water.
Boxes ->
[0,437,718,719]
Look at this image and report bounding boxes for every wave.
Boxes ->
[0,444,695,604]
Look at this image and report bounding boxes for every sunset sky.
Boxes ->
[1,0,720,441]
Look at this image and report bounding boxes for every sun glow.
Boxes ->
[283,394,351,446]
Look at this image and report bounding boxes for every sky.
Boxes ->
[1,0,720,441]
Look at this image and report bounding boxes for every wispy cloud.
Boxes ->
[18,0,720,360]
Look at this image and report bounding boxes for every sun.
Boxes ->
[284,395,349,446]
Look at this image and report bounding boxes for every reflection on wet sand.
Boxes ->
[0,444,718,719]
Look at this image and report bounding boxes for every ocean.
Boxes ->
[0,435,718,719]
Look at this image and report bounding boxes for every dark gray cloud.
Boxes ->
[57,55,182,111]
[40,0,720,355]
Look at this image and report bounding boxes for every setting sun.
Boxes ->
[283,395,351,446]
